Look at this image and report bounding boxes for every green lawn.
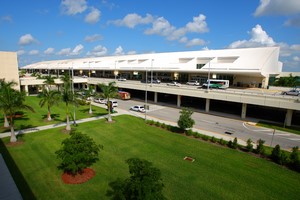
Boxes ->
[0,96,107,133]
[1,115,300,200]
[257,121,300,135]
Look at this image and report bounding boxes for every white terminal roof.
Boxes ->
[22,46,282,77]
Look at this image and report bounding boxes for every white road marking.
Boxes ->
[242,122,272,132]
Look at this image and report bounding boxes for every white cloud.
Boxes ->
[127,51,137,55]
[86,45,107,57]
[145,17,175,36]
[84,34,102,42]
[28,50,39,55]
[85,7,101,24]
[57,48,71,56]
[44,47,55,55]
[228,24,275,48]
[18,34,37,45]
[254,0,300,16]
[111,13,153,28]
[61,0,87,15]
[293,56,300,61]
[71,44,84,55]
[114,46,124,55]
[228,24,300,71]
[185,38,206,47]
[1,15,13,22]
[17,50,25,56]
[185,14,209,33]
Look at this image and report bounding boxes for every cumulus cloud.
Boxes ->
[57,44,84,56]
[18,34,37,45]
[86,45,108,57]
[61,0,87,15]
[71,44,84,55]
[228,24,275,48]
[228,24,300,71]
[145,17,175,36]
[185,38,206,47]
[85,7,101,24]
[114,46,124,55]
[111,13,153,28]
[254,0,300,16]
[44,47,55,55]
[84,34,102,42]
[185,14,209,33]
[28,50,39,55]
[17,50,25,56]
[1,15,13,22]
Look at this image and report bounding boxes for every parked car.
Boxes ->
[186,80,200,86]
[118,77,127,81]
[82,75,88,78]
[130,105,146,113]
[151,79,161,84]
[167,81,181,87]
[282,89,300,96]
[105,100,118,107]
[94,98,107,104]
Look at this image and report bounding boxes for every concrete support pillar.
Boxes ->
[177,95,181,108]
[285,109,293,127]
[154,92,158,103]
[241,103,247,119]
[24,85,29,96]
[205,98,210,112]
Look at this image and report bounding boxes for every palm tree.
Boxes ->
[38,88,61,121]
[60,72,74,131]
[0,80,17,127]
[42,74,56,91]
[98,82,118,122]
[83,85,95,114]
[0,82,34,142]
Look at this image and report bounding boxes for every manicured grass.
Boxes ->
[1,115,300,199]
[0,96,107,133]
[257,121,300,135]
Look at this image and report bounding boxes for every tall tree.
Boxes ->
[60,72,74,131]
[0,81,34,142]
[38,88,61,121]
[0,80,17,127]
[107,158,166,200]
[98,82,118,122]
[42,74,56,90]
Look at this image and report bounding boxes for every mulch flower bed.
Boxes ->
[61,168,96,184]
[184,156,195,162]
[6,141,24,147]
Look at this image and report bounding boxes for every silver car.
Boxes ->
[282,89,300,96]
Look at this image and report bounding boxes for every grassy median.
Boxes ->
[1,115,300,199]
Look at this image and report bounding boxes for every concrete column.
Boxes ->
[205,98,210,112]
[241,103,247,119]
[177,95,181,108]
[154,92,158,103]
[24,85,29,96]
[285,109,293,127]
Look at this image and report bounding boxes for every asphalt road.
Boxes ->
[116,99,300,150]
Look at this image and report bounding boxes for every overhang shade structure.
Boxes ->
[22,47,281,75]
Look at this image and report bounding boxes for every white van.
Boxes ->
[105,100,118,107]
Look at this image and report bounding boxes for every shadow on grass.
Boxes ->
[0,139,36,200]
[41,114,64,122]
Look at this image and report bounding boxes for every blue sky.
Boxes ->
[0,0,300,72]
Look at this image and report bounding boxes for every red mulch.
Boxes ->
[61,168,96,184]
[6,141,24,147]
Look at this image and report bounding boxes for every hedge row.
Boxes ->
[145,119,300,173]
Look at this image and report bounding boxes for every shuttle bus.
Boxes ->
[118,91,131,100]
[202,79,229,89]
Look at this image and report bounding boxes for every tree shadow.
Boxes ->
[0,139,36,199]
[41,113,64,122]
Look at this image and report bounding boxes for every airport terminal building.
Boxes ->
[22,46,282,88]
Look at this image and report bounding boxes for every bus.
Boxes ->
[202,79,229,89]
[118,91,131,100]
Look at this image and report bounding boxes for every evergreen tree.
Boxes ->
[177,107,195,133]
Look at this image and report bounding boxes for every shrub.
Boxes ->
[232,137,238,149]
[186,129,193,136]
[177,107,195,132]
[155,121,161,127]
[246,138,253,152]
[289,146,300,171]
[271,144,281,164]
[218,138,226,145]
[160,123,166,129]
[210,136,217,143]
[55,130,103,175]
[255,139,265,156]
[201,135,209,141]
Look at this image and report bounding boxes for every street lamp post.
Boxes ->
[145,66,148,121]
[207,58,211,92]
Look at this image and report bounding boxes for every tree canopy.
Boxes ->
[177,107,195,132]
